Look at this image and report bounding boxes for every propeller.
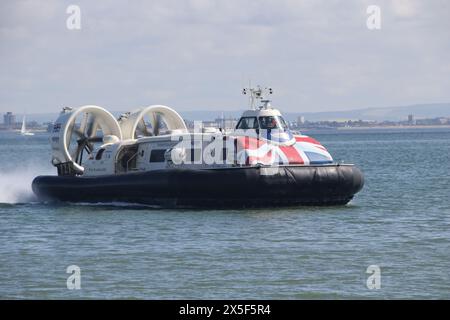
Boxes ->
[51,105,122,176]
[117,105,187,140]
[136,118,152,137]
[67,113,104,166]
[134,112,163,137]
[152,113,162,136]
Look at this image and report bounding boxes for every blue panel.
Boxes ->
[304,151,333,164]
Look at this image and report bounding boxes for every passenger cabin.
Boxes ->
[82,100,298,176]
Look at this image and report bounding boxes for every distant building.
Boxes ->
[214,117,238,130]
[224,118,238,130]
[3,112,16,129]
[214,117,225,129]
[408,114,415,125]
[297,116,305,125]
[203,121,219,129]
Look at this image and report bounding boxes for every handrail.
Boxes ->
[126,151,139,171]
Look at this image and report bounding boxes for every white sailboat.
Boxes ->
[21,115,34,136]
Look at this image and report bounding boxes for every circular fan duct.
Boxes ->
[118,105,187,140]
[50,105,122,174]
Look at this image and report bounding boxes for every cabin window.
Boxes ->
[149,149,166,162]
[95,148,105,160]
[258,116,288,130]
[258,116,278,129]
[278,116,288,129]
[236,117,258,129]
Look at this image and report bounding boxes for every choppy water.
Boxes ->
[0,129,449,299]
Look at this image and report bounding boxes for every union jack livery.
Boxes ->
[235,134,333,166]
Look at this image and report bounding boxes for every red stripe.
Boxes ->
[236,136,265,150]
[279,146,304,164]
[294,135,321,145]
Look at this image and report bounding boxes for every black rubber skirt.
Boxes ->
[32,164,364,208]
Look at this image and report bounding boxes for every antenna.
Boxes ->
[242,85,273,110]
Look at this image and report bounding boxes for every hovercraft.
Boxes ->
[32,86,364,208]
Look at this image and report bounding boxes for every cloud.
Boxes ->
[0,0,449,114]
[391,0,420,18]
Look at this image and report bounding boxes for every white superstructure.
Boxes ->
[49,87,333,177]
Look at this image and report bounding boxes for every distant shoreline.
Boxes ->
[336,125,450,130]
[0,129,48,133]
[297,125,450,132]
[1,125,450,135]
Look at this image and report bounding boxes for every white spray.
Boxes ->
[0,164,53,204]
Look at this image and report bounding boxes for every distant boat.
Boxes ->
[20,115,34,136]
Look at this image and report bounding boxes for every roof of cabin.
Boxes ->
[240,108,282,118]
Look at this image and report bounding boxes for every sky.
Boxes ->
[1,0,449,114]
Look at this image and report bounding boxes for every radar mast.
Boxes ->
[242,85,273,110]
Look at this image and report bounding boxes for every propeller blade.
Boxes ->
[138,118,146,136]
[149,112,160,136]
[136,118,151,137]
[144,119,151,136]
[68,113,91,163]
[74,140,85,164]
[79,112,89,136]
[85,142,93,154]
[73,128,84,138]
[79,147,84,164]
[87,136,103,143]
[86,116,98,138]
[74,139,95,163]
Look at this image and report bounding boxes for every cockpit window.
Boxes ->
[236,117,258,129]
[258,116,289,130]
[258,116,278,129]
[278,116,288,130]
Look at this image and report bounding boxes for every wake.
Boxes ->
[0,165,53,204]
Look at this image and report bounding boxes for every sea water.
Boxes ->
[0,129,449,299]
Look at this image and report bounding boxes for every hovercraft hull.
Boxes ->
[32,164,364,208]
